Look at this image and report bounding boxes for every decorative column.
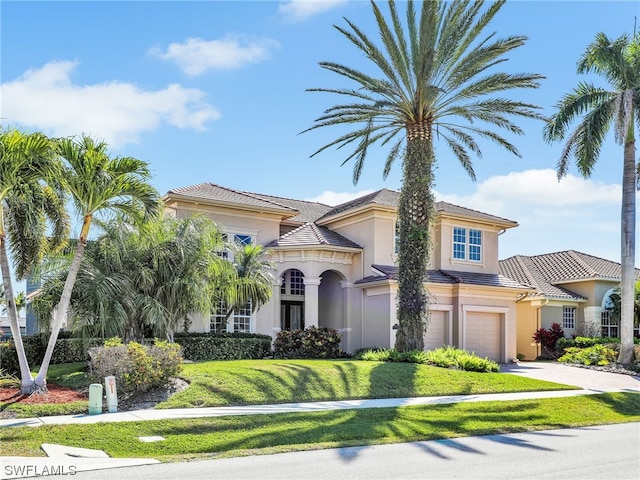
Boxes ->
[304,277,321,328]
[583,306,602,337]
[272,276,283,333]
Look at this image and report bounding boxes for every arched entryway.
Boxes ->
[318,270,346,332]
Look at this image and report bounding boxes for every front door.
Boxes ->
[281,301,304,330]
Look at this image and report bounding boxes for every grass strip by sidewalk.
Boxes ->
[2,392,638,461]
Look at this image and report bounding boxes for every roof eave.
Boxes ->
[163,192,298,219]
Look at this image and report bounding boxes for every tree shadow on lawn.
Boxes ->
[139,400,550,461]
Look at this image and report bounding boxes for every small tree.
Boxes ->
[533,323,565,359]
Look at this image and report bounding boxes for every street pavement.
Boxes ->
[1,362,639,479]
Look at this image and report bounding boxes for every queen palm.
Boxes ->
[544,33,640,364]
[33,135,161,391]
[0,128,69,393]
[304,0,543,350]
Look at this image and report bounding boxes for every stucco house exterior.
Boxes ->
[499,250,640,360]
[163,183,533,362]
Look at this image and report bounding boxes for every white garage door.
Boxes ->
[464,312,501,361]
[424,311,446,351]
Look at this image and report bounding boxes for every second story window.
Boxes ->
[453,227,482,262]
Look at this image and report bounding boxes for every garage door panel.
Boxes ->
[465,312,501,361]
[424,311,446,350]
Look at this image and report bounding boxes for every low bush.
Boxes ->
[273,326,342,359]
[355,345,500,373]
[175,332,272,361]
[558,344,618,366]
[88,338,183,396]
[532,323,565,359]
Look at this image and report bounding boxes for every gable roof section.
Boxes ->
[165,183,298,216]
[248,193,332,224]
[499,255,587,300]
[266,222,362,250]
[317,188,517,227]
[355,264,532,290]
[436,201,518,227]
[499,250,640,301]
[318,189,399,221]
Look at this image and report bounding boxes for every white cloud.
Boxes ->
[435,169,637,263]
[149,36,280,76]
[1,61,220,148]
[278,0,347,22]
[305,189,376,206]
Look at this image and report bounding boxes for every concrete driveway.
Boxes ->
[501,361,640,391]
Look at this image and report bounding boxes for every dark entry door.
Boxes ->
[281,301,304,330]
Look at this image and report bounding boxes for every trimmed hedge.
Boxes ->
[174,332,273,361]
[0,331,273,375]
[0,333,100,376]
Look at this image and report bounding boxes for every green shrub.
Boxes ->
[557,336,640,352]
[273,326,343,359]
[88,338,183,396]
[558,345,618,366]
[355,345,499,373]
[175,332,272,361]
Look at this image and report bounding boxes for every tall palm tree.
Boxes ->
[304,0,543,350]
[544,33,640,363]
[0,128,69,393]
[33,135,161,391]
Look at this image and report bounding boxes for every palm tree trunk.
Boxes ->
[618,129,636,364]
[395,124,434,352]
[34,235,88,390]
[0,229,34,392]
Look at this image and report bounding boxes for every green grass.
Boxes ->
[158,359,576,409]
[1,359,576,418]
[2,392,638,461]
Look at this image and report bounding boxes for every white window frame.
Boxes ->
[562,306,576,330]
[452,227,482,262]
[209,299,253,333]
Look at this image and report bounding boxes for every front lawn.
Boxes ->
[158,359,575,408]
[1,359,576,418]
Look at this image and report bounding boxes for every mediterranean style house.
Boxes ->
[500,250,640,360]
[163,183,533,362]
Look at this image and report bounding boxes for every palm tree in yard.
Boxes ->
[32,214,233,343]
[544,33,640,364]
[33,135,161,391]
[214,243,274,332]
[0,128,69,393]
[304,0,543,351]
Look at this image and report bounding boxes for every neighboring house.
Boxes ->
[0,316,26,338]
[164,183,533,362]
[499,250,640,360]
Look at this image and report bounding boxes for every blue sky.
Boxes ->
[2,0,639,265]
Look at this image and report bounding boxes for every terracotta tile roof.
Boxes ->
[499,250,640,300]
[317,188,517,226]
[355,264,532,289]
[265,223,362,249]
[247,193,332,224]
[318,189,399,220]
[166,183,298,213]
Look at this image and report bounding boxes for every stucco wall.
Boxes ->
[435,220,501,273]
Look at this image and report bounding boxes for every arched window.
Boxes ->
[601,289,620,338]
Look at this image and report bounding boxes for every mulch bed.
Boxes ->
[0,383,87,405]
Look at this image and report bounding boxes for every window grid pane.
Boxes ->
[234,234,252,246]
[210,299,228,332]
[601,310,619,337]
[468,229,482,262]
[290,270,305,295]
[233,301,252,333]
[562,306,575,329]
[453,227,466,260]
